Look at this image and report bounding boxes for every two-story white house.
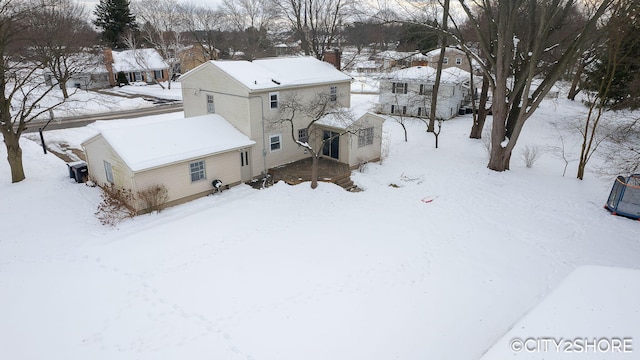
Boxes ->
[179,56,385,181]
[378,66,472,120]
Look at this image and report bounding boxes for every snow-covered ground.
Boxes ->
[1,85,639,360]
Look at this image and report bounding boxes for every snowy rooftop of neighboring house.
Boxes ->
[199,56,352,91]
[111,48,168,73]
[383,66,471,83]
[88,114,254,172]
[375,50,421,60]
[480,266,640,360]
[424,47,466,58]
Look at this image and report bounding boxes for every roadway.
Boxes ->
[23,102,184,133]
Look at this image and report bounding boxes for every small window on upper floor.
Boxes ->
[269,92,279,109]
[392,82,407,94]
[456,57,463,65]
[330,86,337,102]
[206,94,215,113]
[443,57,449,65]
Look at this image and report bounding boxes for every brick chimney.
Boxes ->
[323,48,341,70]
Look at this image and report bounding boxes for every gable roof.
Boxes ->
[89,114,254,172]
[180,56,352,91]
[111,48,168,73]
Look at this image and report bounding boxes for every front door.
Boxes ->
[322,130,340,159]
[240,149,251,181]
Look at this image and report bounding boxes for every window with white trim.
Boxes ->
[298,128,308,143]
[392,82,407,94]
[189,160,206,182]
[391,105,406,115]
[329,86,337,102]
[455,57,463,65]
[269,92,279,109]
[134,72,142,81]
[104,160,114,184]
[206,94,215,113]
[358,127,374,147]
[270,134,282,151]
[443,57,449,65]
[154,70,163,79]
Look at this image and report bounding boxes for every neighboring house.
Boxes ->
[179,56,385,179]
[178,44,220,74]
[424,47,472,73]
[81,114,255,212]
[375,51,430,71]
[104,48,170,86]
[42,53,111,90]
[378,66,472,120]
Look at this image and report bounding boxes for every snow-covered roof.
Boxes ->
[316,109,384,130]
[480,266,640,360]
[111,48,168,72]
[383,66,470,83]
[92,114,254,172]
[198,56,352,91]
[424,47,466,58]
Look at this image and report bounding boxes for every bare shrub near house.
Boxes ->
[520,145,541,168]
[137,184,169,213]
[95,184,136,226]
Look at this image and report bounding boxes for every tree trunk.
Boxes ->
[488,145,511,171]
[60,82,69,99]
[401,123,407,142]
[567,62,584,100]
[4,132,25,182]
[428,0,450,133]
[310,154,319,189]
[470,76,490,139]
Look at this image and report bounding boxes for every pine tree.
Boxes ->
[584,2,640,110]
[93,0,138,48]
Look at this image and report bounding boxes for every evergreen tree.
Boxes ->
[93,0,138,48]
[584,2,640,110]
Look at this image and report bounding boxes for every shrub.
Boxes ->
[521,145,541,168]
[95,184,136,226]
[137,184,169,213]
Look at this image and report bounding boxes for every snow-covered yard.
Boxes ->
[1,88,638,360]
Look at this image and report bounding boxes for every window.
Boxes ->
[391,105,406,115]
[189,160,206,182]
[358,127,374,147]
[443,57,449,65]
[206,94,215,113]
[329,86,337,102]
[104,161,114,184]
[417,107,423,117]
[134,72,142,81]
[419,84,433,95]
[298,128,308,143]
[269,92,279,109]
[392,82,407,94]
[270,134,282,152]
[154,70,164,79]
[455,57,463,65]
[417,107,430,117]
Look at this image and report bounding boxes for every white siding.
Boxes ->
[82,135,134,189]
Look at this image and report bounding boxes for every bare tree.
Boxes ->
[131,0,184,89]
[271,91,358,189]
[273,0,353,58]
[456,0,613,172]
[1,0,68,182]
[180,3,227,61]
[25,0,98,99]
[598,117,640,176]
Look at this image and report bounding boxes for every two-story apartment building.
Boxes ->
[378,66,472,120]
